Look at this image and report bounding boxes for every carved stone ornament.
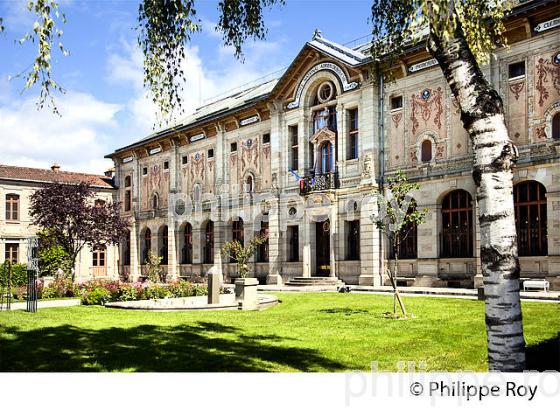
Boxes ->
[287,62,358,109]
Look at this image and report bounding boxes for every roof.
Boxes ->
[110,78,279,155]
[308,34,370,66]
[0,164,115,189]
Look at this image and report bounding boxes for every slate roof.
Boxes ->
[0,164,115,189]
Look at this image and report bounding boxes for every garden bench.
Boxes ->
[523,279,549,293]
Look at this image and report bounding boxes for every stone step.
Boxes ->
[285,277,345,287]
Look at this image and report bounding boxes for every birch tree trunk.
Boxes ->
[428,24,525,371]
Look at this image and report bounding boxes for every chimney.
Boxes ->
[104,167,115,178]
[51,163,60,172]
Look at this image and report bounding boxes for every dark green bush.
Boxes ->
[81,287,111,305]
[0,262,28,287]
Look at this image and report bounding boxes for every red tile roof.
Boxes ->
[0,164,115,189]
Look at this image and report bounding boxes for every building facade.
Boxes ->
[0,164,119,282]
[108,0,560,289]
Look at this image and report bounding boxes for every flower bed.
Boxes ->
[6,278,209,306]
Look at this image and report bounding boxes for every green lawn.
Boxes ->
[0,293,558,372]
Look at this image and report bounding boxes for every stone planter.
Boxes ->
[234,277,259,310]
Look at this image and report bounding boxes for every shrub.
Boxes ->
[0,262,28,287]
[82,287,111,305]
[115,284,137,301]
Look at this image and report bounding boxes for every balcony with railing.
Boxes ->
[299,171,339,195]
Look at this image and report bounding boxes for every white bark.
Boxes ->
[429,25,525,371]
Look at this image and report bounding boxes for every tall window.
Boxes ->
[390,203,418,259]
[257,222,269,263]
[5,243,19,263]
[346,220,360,260]
[288,226,299,262]
[92,245,106,267]
[124,176,132,212]
[123,232,131,266]
[347,109,359,160]
[204,221,214,264]
[5,194,19,221]
[143,228,151,264]
[320,141,333,174]
[152,193,159,210]
[441,190,473,258]
[289,125,298,170]
[160,226,168,265]
[232,219,244,246]
[421,140,432,162]
[514,181,547,256]
[553,113,560,140]
[245,175,254,193]
[182,223,193,264]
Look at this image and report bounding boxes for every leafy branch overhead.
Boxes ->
[370,0,510,66]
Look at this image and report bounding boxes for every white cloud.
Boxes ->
[0,91,121,174]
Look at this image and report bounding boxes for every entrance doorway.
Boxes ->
[315,219,330,277]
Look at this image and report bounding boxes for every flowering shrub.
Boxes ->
[77,280,208,305]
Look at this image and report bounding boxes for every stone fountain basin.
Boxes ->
[104,294,278,311]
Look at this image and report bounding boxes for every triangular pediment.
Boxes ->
[310,127,336,145]
[270,33,370,109]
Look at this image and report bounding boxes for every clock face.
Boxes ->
[553,52,560,66]
[421,89,431,101]
[246,138,253,148]
[194,153,201,161]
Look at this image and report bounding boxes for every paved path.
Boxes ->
[1,298,81,311]
[258,284,560,302]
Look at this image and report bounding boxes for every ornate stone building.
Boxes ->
[107,0,560,289]
[0,164,119,282]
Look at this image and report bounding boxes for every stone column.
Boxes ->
[336,102,345,167]
[129,220,140,280]
[302,218,313,277]
[359,193,381,286]
[267,197,283,284]
[192,225,203,264]
[167,221,178,280]
[546,190,560,288]
[416,203,440,286]
[473,198,483,288]
[329,206,337,278]
[213,219,226,280]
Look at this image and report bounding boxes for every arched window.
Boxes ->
[441,190,473,258]
[152,193,159,210]
[320,141,333,174]
[5,194,19,221]
[182,223,193,264]
[257,221,269,263]
[204,221,214,264]
[160,226,168,265]
[514,181,547,256]
[553,112,560,140]
[143,228,151,264]
[421,140,432,162]
[245,175,254,193]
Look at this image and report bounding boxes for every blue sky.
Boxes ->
[0,0,372,174]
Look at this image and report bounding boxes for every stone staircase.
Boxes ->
[285,277,345,287]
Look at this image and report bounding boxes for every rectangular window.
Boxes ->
[509,61,525,79]
[347,108,359,160]
[5,194,19,221]
[263,133,270,144]
[208,149,214,158]
[5,243,19,264]
[142,167,147,176]
[288,226,299,262]
[163,161,169,170]
[346,220,360,260]
[231,142,237,152]
[289,125,298,170]
[182,156,188,165]
[391,96,403,110]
